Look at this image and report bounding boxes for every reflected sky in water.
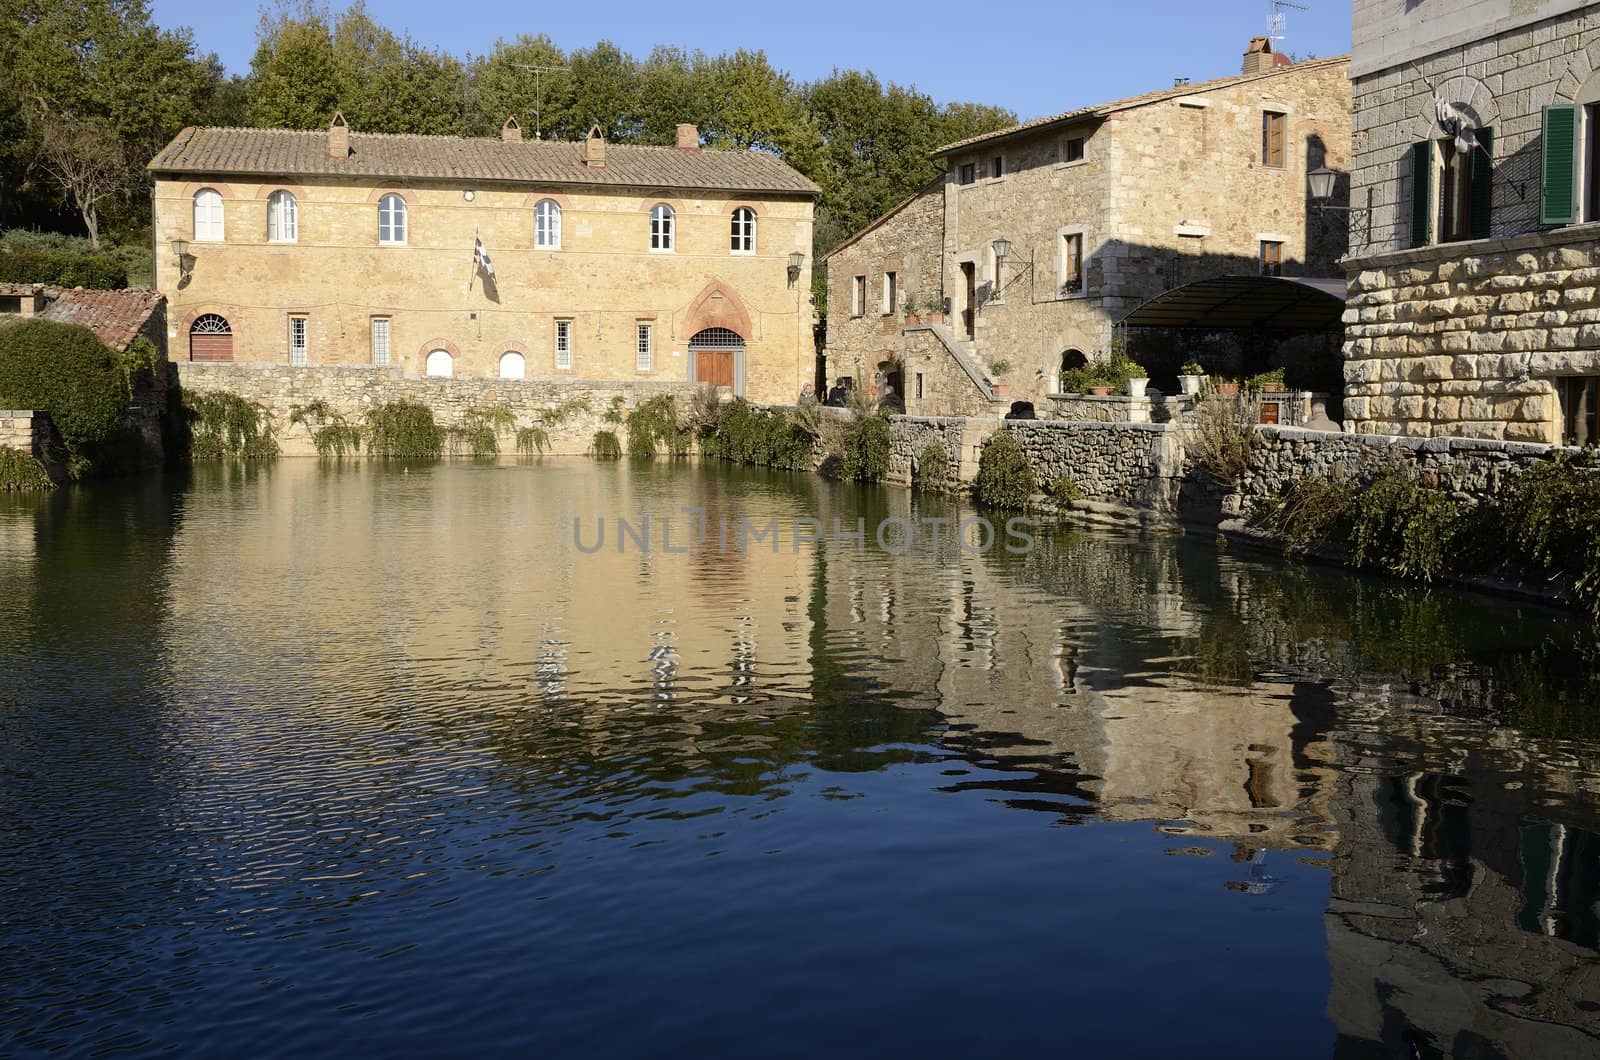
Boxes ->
[1,458,1598,1058]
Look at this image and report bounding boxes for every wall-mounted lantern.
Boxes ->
[171,238,196,282]
[787,251,805,286]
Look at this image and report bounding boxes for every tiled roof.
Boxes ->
[37,287,164,351]
[932,55,1350,157]
[148,126,821,197]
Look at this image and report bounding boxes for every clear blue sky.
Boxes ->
[151,0,1352,122]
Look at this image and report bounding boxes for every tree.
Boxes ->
[564,42,640,142]
[36,112,131,247]
[467,34,571,139]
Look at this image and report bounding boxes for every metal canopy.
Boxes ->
[1119,275,1346,330]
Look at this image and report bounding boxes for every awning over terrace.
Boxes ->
[1118,275,1346,330]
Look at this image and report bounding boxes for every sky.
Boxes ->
[149,0,1353,123]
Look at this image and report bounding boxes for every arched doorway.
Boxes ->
[189,314,233,362]
[499,351,525,380]
[688,327,745,395]
[1058,349,1088,392]
[425,349,453,378]
[876,358,904,403]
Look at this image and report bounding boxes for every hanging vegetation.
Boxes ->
[0,446,54,491]
[591,430,623,459]
[182,390,279,460]
[699,399,818,471]
[289,401,363,457]
[457,404,517,458]
[625,394,687,457]
[914,441,950,492]
[365,401,443,458]
[839,413,891,483]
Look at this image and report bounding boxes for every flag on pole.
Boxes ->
[474,233,495,280]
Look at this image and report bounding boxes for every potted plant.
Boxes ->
[1214,377,1241,397]
[1179,359,1206,396]
[1059,364,1094,395]
[1249,367,1287,393]
[988,358,1012,398]
[1123,357,1150,399]
[903,296,920,326]
[924,294,945,325]
[1085,361,1116,396]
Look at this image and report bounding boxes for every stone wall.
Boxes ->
[1343,226,1600,441]
[885,416,969,486]
[175,363,699,456]
[1002,420,1188,514]
[0,410,65,482]
[1237,424,1565,509]
[901,326,995,418]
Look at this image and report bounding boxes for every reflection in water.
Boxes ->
[1,459,1598,1057]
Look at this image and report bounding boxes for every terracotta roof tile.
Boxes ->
[933,55,1350,157]
[36,287,164,351]
[148,127,820,197]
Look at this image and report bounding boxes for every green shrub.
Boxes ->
[701,399,817,471]
[591,429,622,459]
[182,390,278,460]
[625,394,685,457]
[458,404,515,458]
[840,413,891,482]
[1190,393,1260,484]
[365,401,442,458]
[0,319,130,464]
[289,401,362,457]
[1347,473,1463,582]
[975,431,1035,510]
[0,246,128,289]
[1248,477,1355,552]
[915,441,950,491]
[516,425,551,454]
[1048,475,1082,504]
[0,446,53,491]
[1499,458,1600,617]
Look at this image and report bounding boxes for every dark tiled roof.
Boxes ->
[148,127,821,197]
[933,55,1349,157]
[37,287,164,351]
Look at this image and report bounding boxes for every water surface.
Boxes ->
[2,459,1599,1057]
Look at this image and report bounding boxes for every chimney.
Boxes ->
[1243,37,1276,75]
[675,123,701,151]
[328,111,349,159]
[584,124,607,169]
[501,116,522,142]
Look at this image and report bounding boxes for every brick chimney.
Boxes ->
[1243,36,1276,75]
[501,116,523,142]
[584,124,607,169]
[675,123,701,151]
[328,111,349,159]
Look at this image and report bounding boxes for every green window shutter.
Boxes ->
[1409,141,1433,248]
[1542,105,1579,226]
[1469,126,1494,239]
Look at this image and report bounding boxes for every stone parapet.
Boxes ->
[175,363,699,456]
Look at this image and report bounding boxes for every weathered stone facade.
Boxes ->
[175,363,697,456]
[0,410,64,482]
[825,50,1351,416]
[1002,421,1187,514]
[150,122,817,406]
[1345,0,1600,441]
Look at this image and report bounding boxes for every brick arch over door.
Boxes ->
[680,281,752,343]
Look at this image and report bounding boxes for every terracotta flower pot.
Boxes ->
[1088,386,1113,397]
[992,382,1012,398]
[904,312,921,326]
[1215,382,1240,397]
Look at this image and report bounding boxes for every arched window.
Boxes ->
[649,204,675,252]
[425,349,453,377]
[534,199,561,249]
[193,188,224,242]
[267,190,297,243]
[730,207,756,253]
[189,314,233,362]
[378,194,408,245]
[499,351,526,380]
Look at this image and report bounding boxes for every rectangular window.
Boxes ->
[288,315,308,367]
[1060,233,1084,294]
[882,271,897,315]
[1588,104,1600,222]
[370,316,390,366]
[1262,111,1286,168]
[915,372,924,400]
[958,162,977,186]
[0,296,20,314]
[636,323,653,372]
[1260,240,1283,277]
[554,319,572,370]
[1065,137,1085,163]
[1562,376,1600,446]
[990,156,1003,179]
[852,275,866,317]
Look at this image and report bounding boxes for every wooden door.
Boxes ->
[961,262,976,340]
[695,349,734,389]
[190,333,233,362]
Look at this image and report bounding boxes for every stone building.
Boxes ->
[147,118,818,405]
[1343,0,1600,442]
[825,42,1351,416]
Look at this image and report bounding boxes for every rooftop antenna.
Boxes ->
[1269,0,1309,42]
[507,63,569,140]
